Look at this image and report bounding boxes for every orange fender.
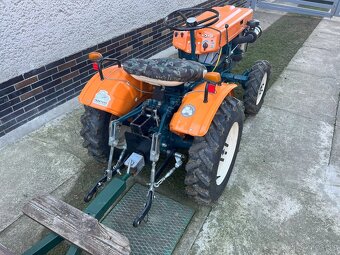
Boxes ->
[78,66,153,116]
[170,82,237,137]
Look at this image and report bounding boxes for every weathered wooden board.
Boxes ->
[22,195,130,255]
[0,243,14,255]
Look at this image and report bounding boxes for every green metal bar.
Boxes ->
[22,233,63,255]
[22,174,130,255]
[66,174,130,255]
[85,174,129,218]
[65,245,82,255]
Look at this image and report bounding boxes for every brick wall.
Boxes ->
[0,0,245,138]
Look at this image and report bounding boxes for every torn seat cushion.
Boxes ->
[123,58,207,86]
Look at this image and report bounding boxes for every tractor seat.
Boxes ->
[123,58,207,86]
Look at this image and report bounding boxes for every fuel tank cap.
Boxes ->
[186,17,197,25]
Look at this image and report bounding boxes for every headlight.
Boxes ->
[181,105,195,117]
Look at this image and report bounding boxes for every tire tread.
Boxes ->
[185,97,244,204]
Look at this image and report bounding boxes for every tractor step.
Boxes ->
[22,195,131,255]
[0,243,14,255]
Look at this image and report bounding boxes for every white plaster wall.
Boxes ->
[0,0,206,83]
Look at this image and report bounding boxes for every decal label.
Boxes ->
[93,90,111,107]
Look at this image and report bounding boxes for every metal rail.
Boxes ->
[247,0,340,17]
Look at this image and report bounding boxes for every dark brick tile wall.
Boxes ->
[0,0,245,137]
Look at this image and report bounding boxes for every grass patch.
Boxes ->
[233,14,321,89]
[299,4,329,11]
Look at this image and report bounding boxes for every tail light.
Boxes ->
[207,83,216,93]
[92,62,99,71]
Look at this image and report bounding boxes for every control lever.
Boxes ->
[106,120,121,181]
[133,133,161,227]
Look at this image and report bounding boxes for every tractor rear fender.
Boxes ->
[170,82,237,137]
[78,66,153,116]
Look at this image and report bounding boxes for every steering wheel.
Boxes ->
[164,8,220,31]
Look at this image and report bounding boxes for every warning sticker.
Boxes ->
[93,90,111,107]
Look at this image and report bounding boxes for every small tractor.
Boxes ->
[78,5,271,227]
[7,4,271,255]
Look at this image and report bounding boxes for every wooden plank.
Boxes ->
[22,195,130,255]
[0,243,14,255]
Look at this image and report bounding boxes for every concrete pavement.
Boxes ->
[189,18,340,254]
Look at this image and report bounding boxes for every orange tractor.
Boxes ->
[78,5,271,227]
[5,5,274,255]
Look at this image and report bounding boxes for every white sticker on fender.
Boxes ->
[93,90,111,107]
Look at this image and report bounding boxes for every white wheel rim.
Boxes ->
[216,122,239,186]
[256,72,268,105]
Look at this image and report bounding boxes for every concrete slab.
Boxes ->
[287,46,340,78]
[0,108,88,232]
[0,168,81,254]
[304,26,340,50]
[329,17,340,22]
[0,216,44,255]
[190,106,340,255]
[326,126,340,214]
[330,125,340,166]
[316,19,340,36]
[253,10,284,30]
[264,70,340,123]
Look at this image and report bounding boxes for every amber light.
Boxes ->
[88,51,103,61]
[204,72,221,84]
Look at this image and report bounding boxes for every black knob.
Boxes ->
[203,42,209,51]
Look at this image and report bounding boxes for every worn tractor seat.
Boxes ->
[123,58,207,86]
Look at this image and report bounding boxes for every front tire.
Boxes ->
[185,97,244,204]
[244,60,271,115]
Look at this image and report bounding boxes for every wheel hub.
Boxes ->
[216,122,240,185]
[256,72,268,105]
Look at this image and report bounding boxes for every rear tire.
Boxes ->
[185,97,244,205]
[80,106,112,163]
[244,60,271,115]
